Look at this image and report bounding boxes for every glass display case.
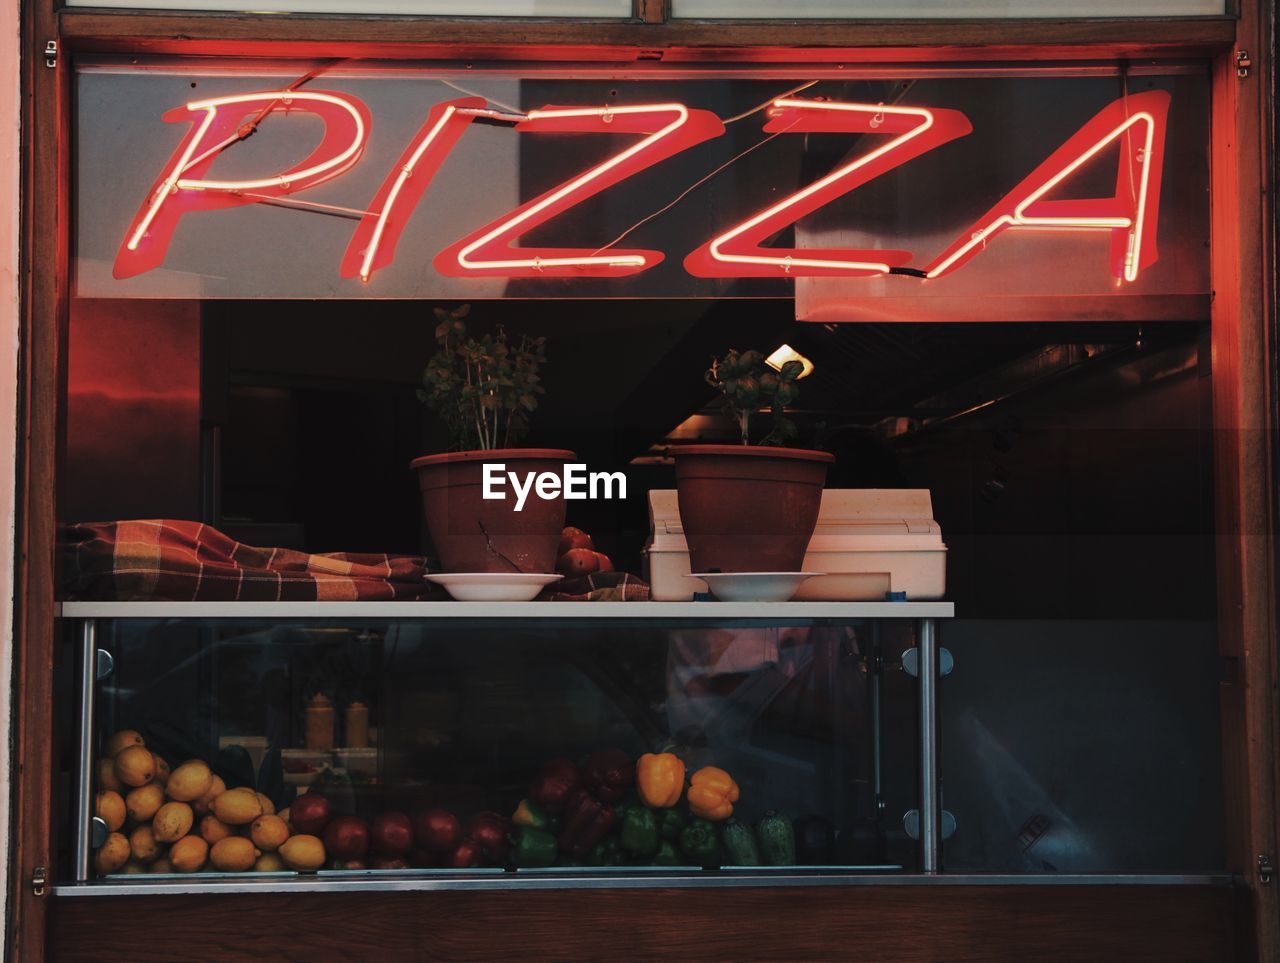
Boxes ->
[62,602,951,889]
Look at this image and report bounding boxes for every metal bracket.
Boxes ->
[1236,49,1252,79]
[1259,853,1273,884]
[902,646,954,678]
[44,40,57,69]
[904,809,957,841]
[30,867,46,897]
[96,648,114,681]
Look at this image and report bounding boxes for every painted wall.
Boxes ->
[0,0,19,942]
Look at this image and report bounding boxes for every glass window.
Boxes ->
[65,0,633,16]
[672,0,1226,18]
[59,56,1225,891]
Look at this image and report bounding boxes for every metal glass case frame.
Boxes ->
[59,602,952,892]
[13,2,1276,960]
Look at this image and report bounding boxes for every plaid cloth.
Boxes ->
[61,520,443,602]
[61,519,650,603]
[540,571,650,602]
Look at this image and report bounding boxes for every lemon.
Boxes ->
[254,852,285,873]
[96,758,123,794]
[125,783,165,823]
[279,834,325,872]
[193,775,226,815]
[94,790,126,833]
[169,835,208,873]
[114,745,156,788]
[212,787,263,826]
[250,815,289,852]
[129,824,162,864]
[199,814,233,845]
[153,801,194,842]
[210,836,259,872]
[103,730,145,758]
[166,760,213,802]
[94,832,130,875]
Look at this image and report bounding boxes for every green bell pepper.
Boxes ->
[658,808,687,842]
[678,818,720,869]
[620,806,659,857]
[651,840,682,866]
[509,826,558,868]
[587,837,624,867]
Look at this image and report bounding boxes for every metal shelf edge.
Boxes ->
[55,600,955,619]
[52,872,1234,898]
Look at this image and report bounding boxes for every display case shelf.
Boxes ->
[58,601,954,620]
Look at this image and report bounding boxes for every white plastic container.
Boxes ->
[644,488,947,602]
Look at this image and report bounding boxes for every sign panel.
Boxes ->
[74,65,1210,319]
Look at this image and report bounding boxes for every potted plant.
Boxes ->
[671,349,832,575]
[410,304,575,574]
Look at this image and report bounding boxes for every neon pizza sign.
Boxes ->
[114,90,1170,285]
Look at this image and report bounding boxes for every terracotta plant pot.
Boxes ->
[411,448,576,574]
[672,444,834,574]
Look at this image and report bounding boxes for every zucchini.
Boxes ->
[719,818,761,866]
[755,810,796,866]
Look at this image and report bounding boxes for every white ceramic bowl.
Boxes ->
[693,572,821,603]
[425,572,562,602]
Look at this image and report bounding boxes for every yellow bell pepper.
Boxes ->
[686,766,739,821]
[636,752,685,808]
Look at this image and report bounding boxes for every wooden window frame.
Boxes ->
[14,4,1276,959]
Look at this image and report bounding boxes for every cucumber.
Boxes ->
[755,810,796,866]
[720,818,761,866]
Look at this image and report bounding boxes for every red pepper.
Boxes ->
[465,811,511,864]
[583,748,636,804]
[448,839,482,868]
[528,757,584,815]
[557,794,617,859]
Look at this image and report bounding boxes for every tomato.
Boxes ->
[557,548,600,578]
[557,527,594,556]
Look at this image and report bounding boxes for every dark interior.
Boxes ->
[65,298,1213,620]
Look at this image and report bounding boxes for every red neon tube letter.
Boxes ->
[113,90,371,280]
[341,97,482,283]
[434,103,724,278]
[923,90,1170,282]
[684,99,972,278]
